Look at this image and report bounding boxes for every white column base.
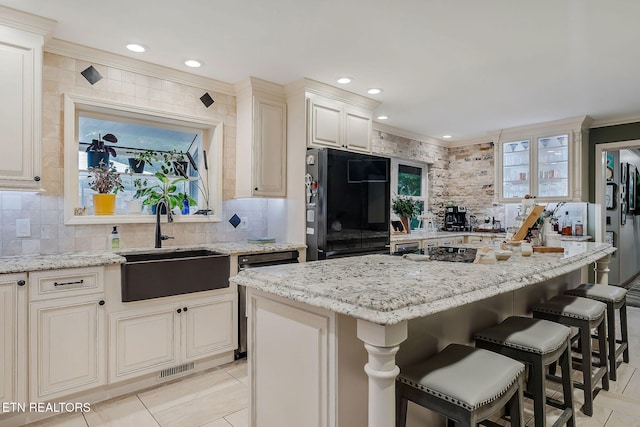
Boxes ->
[357,319,408,427]
[594,253,612,285]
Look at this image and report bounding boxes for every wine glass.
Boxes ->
[508,143,518,152]
[521,141,529,150]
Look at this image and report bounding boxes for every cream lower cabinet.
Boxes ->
[0,273,27,404]
[110,293,236,383]
[29,294,106,401]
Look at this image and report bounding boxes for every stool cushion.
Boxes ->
[398,344,524,411]
[475,316,571,355]
[565,283,627,303]
[532,295,606,321]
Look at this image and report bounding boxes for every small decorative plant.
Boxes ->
[392,194,420,219]
[159,149,189,177]
[136,171,196,212]
[127,149,158,173]
[87,161,124,194]
[86,133,118,156]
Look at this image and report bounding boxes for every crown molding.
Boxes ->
[372,122,446,147]
[590,113,640,129]
[447,134,498,148]
[0,5,56,39]
[45,38,235,96]
[287,78,380,110]
[234,76,286,100]
[496,115,592,141]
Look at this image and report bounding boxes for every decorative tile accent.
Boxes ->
[200,92,215,108]
[229,214,241,228]
[80,65,103,85]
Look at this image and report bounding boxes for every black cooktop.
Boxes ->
[391,246,477,263]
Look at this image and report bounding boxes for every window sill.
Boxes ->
[65,213,221,225]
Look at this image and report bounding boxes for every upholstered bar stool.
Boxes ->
[565,283,630,381]
[532,295,609,417]
[474,316,575,427]
[396,344,525,427]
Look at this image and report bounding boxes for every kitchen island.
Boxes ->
[231,242,615,427]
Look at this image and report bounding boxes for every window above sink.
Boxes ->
[63,93,224,225]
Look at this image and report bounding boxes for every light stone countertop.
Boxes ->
[231,242,615,326]
[391,231,506,242]
[0,242,307,274]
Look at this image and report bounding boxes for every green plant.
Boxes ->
[159,149,187,175]
[136,171,196,211]
[132,178,148,199]
[86,133,117,155]
[392,194,419,218]
[128,149,158,170]
[87,161,124,194]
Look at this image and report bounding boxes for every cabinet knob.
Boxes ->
[34,176,41,182]
[17,279,25,287]
[183,307,188,312]
[99,300,105,306]
[177,308,182,313]
[254,187,259,191]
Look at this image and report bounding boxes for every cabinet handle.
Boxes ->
[17,280,25,286]
[183,307,188,312]
[54,279,84,287]
[177,308,182,314]
[99,300,105,306]
[34,176,41,182]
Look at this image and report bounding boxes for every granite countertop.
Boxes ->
[0,242,307,274]
[391,231,506,242]
[231,242,615,326]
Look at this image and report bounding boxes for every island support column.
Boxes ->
[357,319,408,427]
[594,253,612,285]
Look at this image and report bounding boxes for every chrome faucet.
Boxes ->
[154,198,174,248]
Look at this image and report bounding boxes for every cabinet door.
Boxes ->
[182,294,237,362]
[0,27,42,190]
[308,97,342,148]
[29,295,106,400]
[501,139,531,200]
[344,107,371,153]
[536,134,569,198]
[0,274,26,403]
[253,97,287,196]
[109,304,180,383]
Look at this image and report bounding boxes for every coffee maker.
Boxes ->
[444,206,467,231]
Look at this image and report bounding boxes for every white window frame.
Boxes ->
[63,93,223,225]
[390,158,429,225]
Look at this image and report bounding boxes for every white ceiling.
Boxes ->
[2,0,640,141]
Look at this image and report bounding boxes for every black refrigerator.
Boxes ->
[305,148,390,261]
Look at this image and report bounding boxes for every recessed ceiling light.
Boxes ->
[377,115,388,120]
[442,135,452,139]
[126,44,146,53]
[185,59,202,68]
[337,77,351,84]
[367,88,382,95]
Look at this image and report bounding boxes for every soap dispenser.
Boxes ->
[109,226,120,250]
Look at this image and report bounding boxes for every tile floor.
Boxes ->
[23,307,640,427]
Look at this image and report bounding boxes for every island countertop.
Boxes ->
[231,242,615,326]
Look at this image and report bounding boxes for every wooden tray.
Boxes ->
[532,246,564,253]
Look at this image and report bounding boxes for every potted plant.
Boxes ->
[87,161,124,215]
[127,149,157,174]
[392,194,419,233]
[160,149,189,178]
[136,171,196,214]
[86,133,118,169]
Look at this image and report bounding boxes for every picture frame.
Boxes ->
[605,231,615,246]
[391,220,406,234]
[606,182,617,210]
[628,164,636,212]
[621,201,627,225]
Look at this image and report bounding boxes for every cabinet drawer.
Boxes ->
[29,267,104,301]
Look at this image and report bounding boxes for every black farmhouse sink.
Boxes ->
[121,249,230,302]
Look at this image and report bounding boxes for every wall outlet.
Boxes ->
[16,219,31,238]
[240,216,249,230]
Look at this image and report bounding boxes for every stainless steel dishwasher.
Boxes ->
[236,250,299,359]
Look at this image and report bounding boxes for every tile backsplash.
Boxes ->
[0,192,281,256]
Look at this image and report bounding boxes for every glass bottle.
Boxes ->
[574,219,584,236]
[561,211,572,236]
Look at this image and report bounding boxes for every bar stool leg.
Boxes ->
[531,358,547,427]
[509,378,524,427]
[580,324,595,416]
[607,304,618,381]
[396,382,408,427]
[598,320,610,392]
[621,302,630,363]
[560,338,576,427]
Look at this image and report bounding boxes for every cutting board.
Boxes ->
[532,246,564,253]
[510,205,545,242]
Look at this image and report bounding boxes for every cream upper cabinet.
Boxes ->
[0,9,54,190]
[235,77,287,197]
[0,273,27,404]
[495,116,591,203]
[307,91,374,153]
